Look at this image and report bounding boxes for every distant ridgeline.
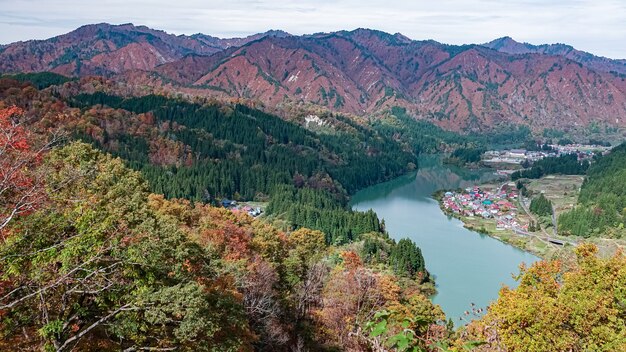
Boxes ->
[67,93,415,244]
[559,142,626,238]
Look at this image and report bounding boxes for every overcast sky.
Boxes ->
[1,0,625,59]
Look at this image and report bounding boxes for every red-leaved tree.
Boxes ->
[0,106,47,234]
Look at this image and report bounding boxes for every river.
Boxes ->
[350,156,539,322]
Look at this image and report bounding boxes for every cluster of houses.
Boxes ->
[441,185,528,232]
[483,149,558,165]
[220,199,263,217]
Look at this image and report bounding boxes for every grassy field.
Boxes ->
[525,175,584,217]
[460,215,558,258]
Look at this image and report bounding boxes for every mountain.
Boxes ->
[146,30,410,114]
[483,36,626,75]
[3,24,626,131]
[137,29,626,131]
[0,23,290,76]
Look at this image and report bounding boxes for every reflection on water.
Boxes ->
[352,156,498,204]
[350,155,538,323]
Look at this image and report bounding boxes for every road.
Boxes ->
[551,204,558,237]
[517,195,577,247]
[518,196,551,238]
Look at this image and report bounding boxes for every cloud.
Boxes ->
[0,0,625,58]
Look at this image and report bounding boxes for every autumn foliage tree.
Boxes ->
[0,106,47,233]
[0,143,251,351]
[314,250,444,350]
[285,228,327,287]
[148,194,297,350]
[465,244,626,352]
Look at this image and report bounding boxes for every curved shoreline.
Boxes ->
[434,189,568,260]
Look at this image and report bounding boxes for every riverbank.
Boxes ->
[457,212,626,263]
[351,156,539,321]
[434,187,565,259]
[443,207,566,259]
[435,175,626,262]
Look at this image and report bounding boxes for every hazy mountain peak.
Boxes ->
[261,29,291,37]
[483,36,528,51]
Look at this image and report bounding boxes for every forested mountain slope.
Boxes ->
[0,113,438,350]
[559,143,626,238]
[3,24,626,131]
[0,74,423,244]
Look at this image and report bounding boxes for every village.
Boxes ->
[441,184,529,232]
[482,143,611,167]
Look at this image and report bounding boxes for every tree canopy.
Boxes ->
[559,142,626,238]
[529,193,553,217]
[466,244,626,352]
[511,154,589,181]
[1,142,249,351]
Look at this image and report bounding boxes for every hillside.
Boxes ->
[0,75,427,244]
[0,109,438,350]
[3,100,625,351]
[3,24,626,131]
[558,143,626,238]
[0,23,289,76]
[128,28,626,131]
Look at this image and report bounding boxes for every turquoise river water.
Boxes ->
[350,156,539,322]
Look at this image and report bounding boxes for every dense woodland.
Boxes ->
[266,184,384,245]
[559,143,626,238]
[49,90,420,242]
[511,154,590,180]
[443,147,483,166]
[529,193,553,217]
[2,75,626,351]
[1,72,74,89]
[68,92,415,197]
[0,105,441,351]
[523,142,554,152]
[373,107,536,154]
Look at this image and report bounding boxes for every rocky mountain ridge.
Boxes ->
[2,23,626,131]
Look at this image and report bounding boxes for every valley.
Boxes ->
[437,146,626,264]
[350,157,539,323]
[2,21,626,352]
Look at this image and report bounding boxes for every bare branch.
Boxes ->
[57,303,132,352]
[0,254,101,309]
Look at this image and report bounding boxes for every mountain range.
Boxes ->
[2,23,626,131]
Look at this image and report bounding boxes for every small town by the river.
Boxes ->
[441,184,525,232]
